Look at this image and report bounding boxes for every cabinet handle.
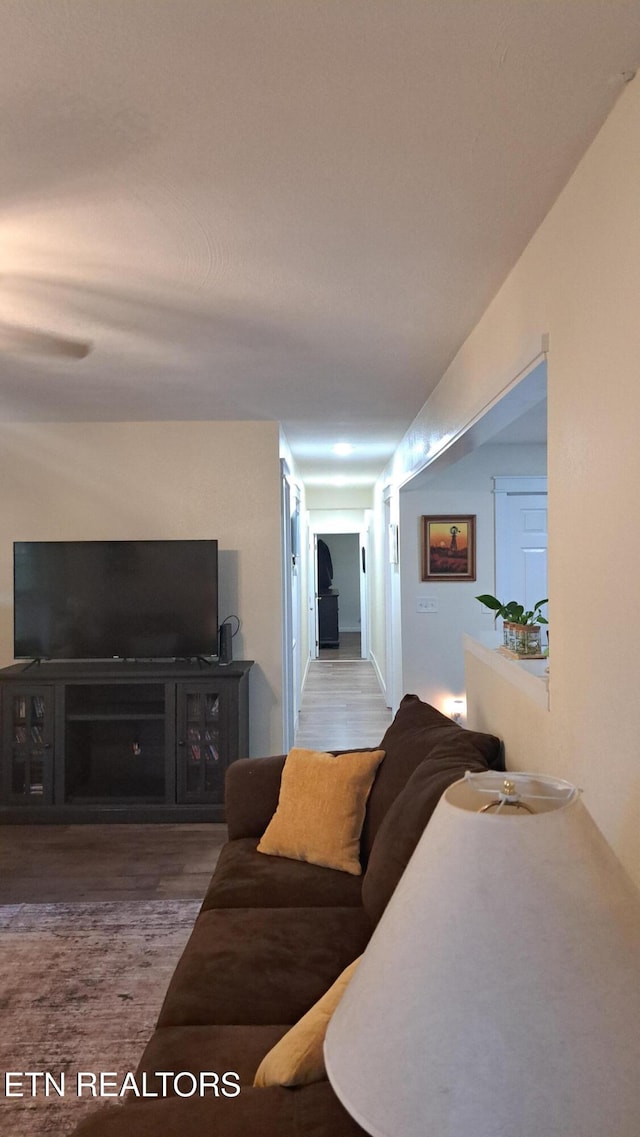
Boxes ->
[178,740,185,747]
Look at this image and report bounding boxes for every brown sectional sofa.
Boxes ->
[72,695,502,1137]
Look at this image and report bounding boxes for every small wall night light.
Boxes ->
[445,696,466,723]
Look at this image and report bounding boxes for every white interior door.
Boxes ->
[280,463,294,748]
[359,525,370,659]
[290,488,302,727]
[494,476,548,634]
[310,532,319,659]
[384,493,396,709]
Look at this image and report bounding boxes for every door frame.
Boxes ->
[308,526,369,660]
[281,459,303,750]
[359,522,370,660]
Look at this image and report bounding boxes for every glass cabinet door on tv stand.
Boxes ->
[2,685,54,805]
[0,660,251,820]
[176,682,229,804]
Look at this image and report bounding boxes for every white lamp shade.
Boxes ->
[325,773,640,1137]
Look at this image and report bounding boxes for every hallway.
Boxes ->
[294,659,392,751]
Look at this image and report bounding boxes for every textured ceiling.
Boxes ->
[1,1,640,484]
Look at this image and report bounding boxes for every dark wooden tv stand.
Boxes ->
[0,659,252,823]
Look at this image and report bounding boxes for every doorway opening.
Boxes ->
[313,531,368,660]
[396,357,547,709]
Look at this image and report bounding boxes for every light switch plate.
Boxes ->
[417,597,438,613]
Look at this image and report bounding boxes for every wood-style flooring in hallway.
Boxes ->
[318,631,362,660]
[294,658,392,751]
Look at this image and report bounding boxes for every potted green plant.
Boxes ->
[475,594,548,656]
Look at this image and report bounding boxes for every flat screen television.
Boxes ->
[13,540,219,661]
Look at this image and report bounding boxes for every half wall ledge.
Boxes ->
[463,634,549,712]
[463,634,551,773]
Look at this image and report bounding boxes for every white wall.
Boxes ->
[0,421,283,757]
[464,649,553,763]
[309,509,366,533]
[377,77,640,886]
[400,444,546,711]
[306,486,373,510]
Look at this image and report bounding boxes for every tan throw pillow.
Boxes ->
[254,956,360,1087]
[257,747,385,875]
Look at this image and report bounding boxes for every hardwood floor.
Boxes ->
[319,631,362,660]
[295,658,392,750]
[0,658,391,903]
[0,823,226,905]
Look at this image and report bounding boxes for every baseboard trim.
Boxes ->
[369,651,387,702]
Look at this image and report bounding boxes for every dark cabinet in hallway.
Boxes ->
[318,591,339,648]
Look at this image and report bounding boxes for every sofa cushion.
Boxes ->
[200,838,363,913]
[135,1025,290,1093]
[70,1081,369,1137]
[293,1080,370,1137]
[68,1087,297,1137]
[361,694,502,860]
[362,748,488,926]
[157,906,371,1028]
[257,747,385,875]
[254,956,360,1087]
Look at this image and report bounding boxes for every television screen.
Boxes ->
[13,540,219,661]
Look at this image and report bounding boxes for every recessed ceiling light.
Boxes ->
[333,442,354,456]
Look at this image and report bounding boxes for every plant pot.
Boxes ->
[502,622,542,656]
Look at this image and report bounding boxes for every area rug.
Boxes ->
[0,899,202,1135]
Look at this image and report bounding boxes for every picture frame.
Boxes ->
[421,515,476,581]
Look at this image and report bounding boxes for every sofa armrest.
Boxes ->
[224,754,286,838]
[225,748,373,839]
